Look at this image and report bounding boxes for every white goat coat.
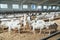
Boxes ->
[24,14,27,27]
[27,16,30,22]
[1,20,21,32]
[31,20,45,31]
[36,20,45,29]
[10,20,20,29]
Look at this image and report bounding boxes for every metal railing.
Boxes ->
[41,31,60,40]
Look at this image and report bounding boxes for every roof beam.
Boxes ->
[21,0,28,4]
[24,0,48,5]
[47,4,60,6]
[0,1,20,4]
[50,0,60,5]
[38,0,48,4]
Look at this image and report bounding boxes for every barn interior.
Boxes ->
[0,0,60,40]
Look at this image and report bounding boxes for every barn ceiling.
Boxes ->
[0,0,60,5]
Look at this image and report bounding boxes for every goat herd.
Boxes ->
[0,13,59,35]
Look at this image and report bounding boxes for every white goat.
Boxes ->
[1,19,21,33]
[11,20,21,32]
[31,20,45,34]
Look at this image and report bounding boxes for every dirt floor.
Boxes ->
[0,31,48,40]
[0,19,60,40]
